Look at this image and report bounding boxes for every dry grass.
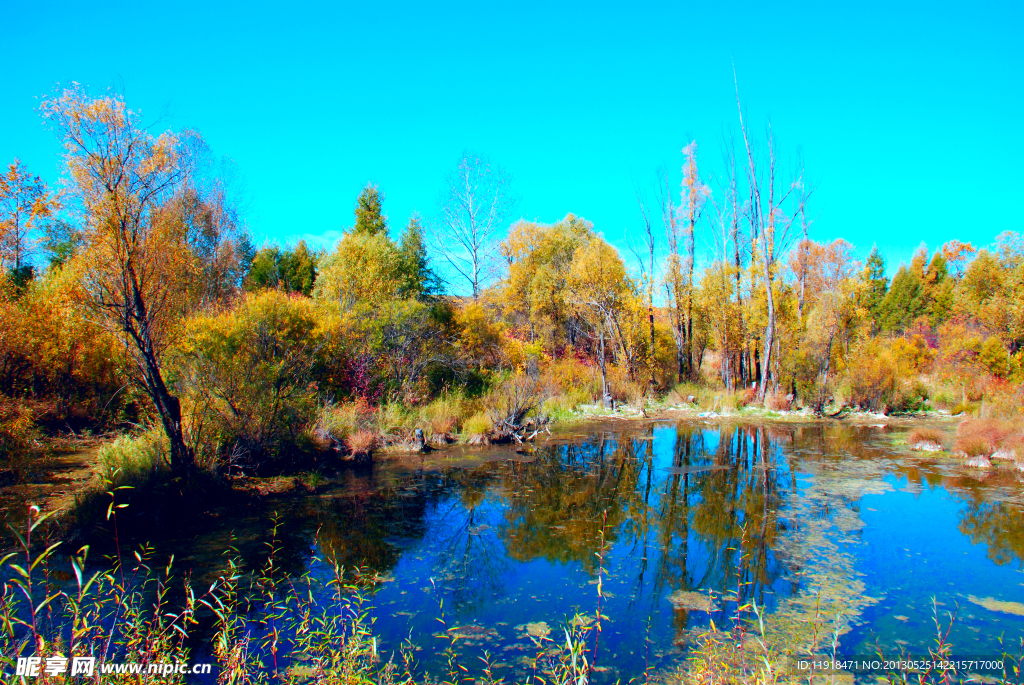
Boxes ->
[764,391,792,411]
[998,433,1024,460]
[345,429,377,457]
[419,394,469,435]
[615,379,649,408]
[907,427,945,448]
[954,417,1019,457]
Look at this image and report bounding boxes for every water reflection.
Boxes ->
[75,420,1024,680]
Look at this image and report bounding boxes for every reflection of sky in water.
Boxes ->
[78,421,1024,682]
[303,422,1024,681]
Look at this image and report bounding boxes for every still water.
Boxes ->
[112,420,1024,680]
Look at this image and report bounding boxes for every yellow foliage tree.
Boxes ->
[0,160,60,281]
[313,232,407,308]
[42,85,199,475]
[567,237,630,400]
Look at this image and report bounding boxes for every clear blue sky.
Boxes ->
[2,0,1021,276]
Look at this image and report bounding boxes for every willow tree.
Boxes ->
[43,85,197,476]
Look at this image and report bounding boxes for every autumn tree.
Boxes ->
[567,237,630,403]
[0,160,60,285]
[663,143,709,383]
[317,192,438,307]
[42,85,198,476]
[631,189,658,387]
[314,231,408,308]
[42,219,85,269]
[501,214,595,350]
[434,152,515,298]
[940,239,977,280]
[168,182,253,307]
[798,240,858,412]
[735,86,800,399]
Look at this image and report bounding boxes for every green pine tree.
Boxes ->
[923,252,951,325]
[279,240,319,296]
[862,247,888,330]
[879,265,925,332]
[398,214,440,300]
[244,241,319,296]
[353,183,388,236]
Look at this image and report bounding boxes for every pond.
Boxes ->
[74,420,1024,681]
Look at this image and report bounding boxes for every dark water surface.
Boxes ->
[87,421,1024,680]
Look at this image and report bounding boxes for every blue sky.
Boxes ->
[2,0,1021,277]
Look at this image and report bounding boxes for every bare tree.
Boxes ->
[659,168,686,383]
[735,75,799,400]
[630,186,658,388]
[680,142,709,377]
[433,152,515,298]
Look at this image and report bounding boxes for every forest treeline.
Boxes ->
[1,85,1022,483]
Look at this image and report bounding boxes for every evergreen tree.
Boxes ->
[353,183,388,236]
[922,252,951,325]
[279,240,318,295]
[245,246,281,290]
[862,247,888,329]
[398,214,440,300]
[879,265,925,332]
[244,241,319,296]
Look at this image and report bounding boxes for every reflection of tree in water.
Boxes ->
[958,496,1024,566]
[424,467,511,612]
[650,425,792,638]
[495,434,642,572]
[315,471,442,574]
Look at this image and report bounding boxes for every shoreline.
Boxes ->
[0,404,975,547]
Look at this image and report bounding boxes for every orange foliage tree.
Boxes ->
[42,85,199,476]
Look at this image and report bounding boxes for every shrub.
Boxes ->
[846,340,904,412]
[0,268,126,424]
[483,374,548,429]
[979,337,1011,377]
[0,403,43,480]
[176,291,326,467]
[540,356,601,399]
[313,401,377,450]
[950,401,974,416]
[765,391,793,411]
